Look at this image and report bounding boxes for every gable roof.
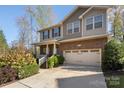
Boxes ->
[38,5,112,32]
[60,6,90,23]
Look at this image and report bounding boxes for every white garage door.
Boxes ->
[63,49,101,66]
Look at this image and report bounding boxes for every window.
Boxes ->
[80,50,88,53]
[67,20,80,34]
[65,51,71,53]
[90,50,99,53]
[52,27,60,38]
[72,50,79,53]
[94,15,103,29]
[43,30,49,40]
[74,21,80,33]
[67,23,73,34]
[86,17,93,30]
[86,15,103,30]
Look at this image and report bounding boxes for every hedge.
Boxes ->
[18,63,39,79]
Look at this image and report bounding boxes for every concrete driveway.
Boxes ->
[2,64,106,88]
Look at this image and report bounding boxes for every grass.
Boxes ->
[104,71,124,88]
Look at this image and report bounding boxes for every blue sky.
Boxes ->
[0,5,75,44]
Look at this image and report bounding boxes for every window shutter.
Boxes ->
[59,27,61,36]
[52,29,54,37]
[43,32,44,40]
[48,30,50,38]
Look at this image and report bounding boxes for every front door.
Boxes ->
[49,45,53,56]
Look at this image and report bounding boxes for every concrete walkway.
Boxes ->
[2,64,106,88]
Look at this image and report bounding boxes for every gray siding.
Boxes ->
[83,8,107,36]
[62,7,88,39]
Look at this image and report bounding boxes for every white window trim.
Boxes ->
[43,30,49,40]
[67,20,80,35]
[74,20,80,33]
[94,15,103,29]
[86,14,103,31]
[53,27,61,38]
[86,16,94,30]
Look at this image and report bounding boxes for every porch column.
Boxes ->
[46,44,49,55]
[53,42,57,54]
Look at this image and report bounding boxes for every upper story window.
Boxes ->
[43,30,49,40]
[74,21,80,33]
[94,15,103,29]
[86,15,103,31]
[67,20,80,34]
[52,27,61,38]
[86,17,93,30]
[67,23,73,34]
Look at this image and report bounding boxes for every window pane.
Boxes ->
[43,30,49,39]
[95,22,102,28]
[86,17,93,30]
[86,17,93,24]
[94,15,102,29]
[86,24,93,30]
[72,50,79,53]
[67,23,73,34]
[53,27,60,37]
[74,21,80,32]
[74,28,79,32]
[95,15,102,22]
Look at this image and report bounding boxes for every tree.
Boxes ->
[102,39,124,71]
[16,6,55,50]
[26,6,54,29]
[0,30,8,53]
[16,16,31,49]
[109,6,124,41]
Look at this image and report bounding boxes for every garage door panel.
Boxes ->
[64,49,101,66]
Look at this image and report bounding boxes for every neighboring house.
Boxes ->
[33,5,112,67]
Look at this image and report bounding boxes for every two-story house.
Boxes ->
[33,5,112,67]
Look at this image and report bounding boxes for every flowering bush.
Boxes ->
[0,49,36,69]
[0,49,39,84]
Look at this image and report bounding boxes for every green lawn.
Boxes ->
[104,72,124,88]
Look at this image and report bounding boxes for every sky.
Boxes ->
[0,5,75,44]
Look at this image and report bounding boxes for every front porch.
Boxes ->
[32,40,60,58]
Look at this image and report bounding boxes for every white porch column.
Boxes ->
[53,42,57,54]
[46,44,49,55]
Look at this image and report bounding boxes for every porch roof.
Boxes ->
[32,39,59,46]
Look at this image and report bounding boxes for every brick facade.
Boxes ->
[59,37,107,54]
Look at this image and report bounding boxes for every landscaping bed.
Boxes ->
[0,49,39,85]
[102,39,124,88]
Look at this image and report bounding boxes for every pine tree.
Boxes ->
[0,30,8,52]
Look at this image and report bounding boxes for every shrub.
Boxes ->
[18,63,39,79]
[102,39,124,71]
[57,55,65,65]
[0,49,39,82]
[0,65,17,85]
[47,55,65,68]
[47,55,57,68]
[47,58,54,68]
